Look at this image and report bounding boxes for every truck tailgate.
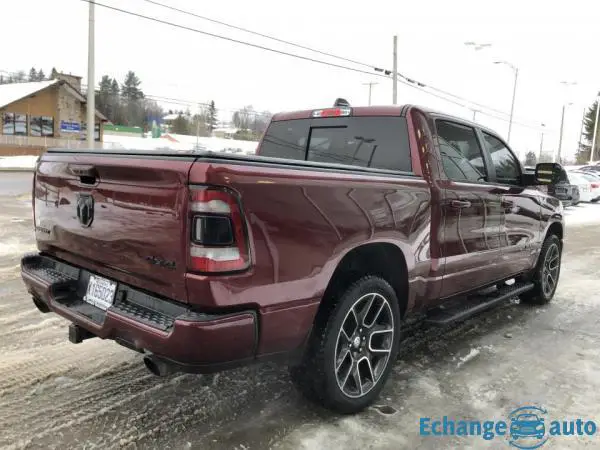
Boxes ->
[33,153,194,303]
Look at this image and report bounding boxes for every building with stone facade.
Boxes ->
[0,73,107,156]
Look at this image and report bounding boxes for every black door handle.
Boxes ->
[451,200,472,209]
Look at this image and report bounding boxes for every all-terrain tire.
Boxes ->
[290,275,401,414]
[520,234,562,305]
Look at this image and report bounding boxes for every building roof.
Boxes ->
[0,80,58,110]
[0,79,107,121]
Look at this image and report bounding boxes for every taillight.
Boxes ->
[592,183,599,188]
[188,186,250,273]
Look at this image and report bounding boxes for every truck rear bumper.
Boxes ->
[20,254,257,373]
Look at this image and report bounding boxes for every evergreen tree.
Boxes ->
[50,67,59,79]
[581,97,600,162]
[171,114,191,135]
[524,151,537,166]
[28,67,38,82]
[0,75,4,85]
[95,75,113,120]
[207,101,218,133]
[121,71,144,100]
[37,69,46,81]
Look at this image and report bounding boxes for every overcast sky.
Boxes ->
[3,0,599,159]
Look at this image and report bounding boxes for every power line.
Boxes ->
[79,0,392,82]
[92,0,545,129]
[137,0,384,72]
[134,0,525,122]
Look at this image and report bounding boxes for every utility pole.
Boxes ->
[86,0,95,147]
[472,110,478,122]
[392,35,398,105]
[591,94,600,163]
[362,82,378,105]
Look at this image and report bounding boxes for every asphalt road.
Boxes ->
[0,178,599,449]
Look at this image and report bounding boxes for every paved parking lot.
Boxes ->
[1,172,599,449]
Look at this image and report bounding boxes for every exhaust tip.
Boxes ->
[143,355,173,377]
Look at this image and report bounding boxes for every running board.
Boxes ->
[425,282,534,326]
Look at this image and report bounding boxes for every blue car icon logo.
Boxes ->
[508,406,549,449]
[511,413,545,440]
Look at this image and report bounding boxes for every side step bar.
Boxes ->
[426,282,534,326]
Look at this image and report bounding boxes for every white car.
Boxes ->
[575,171,600,202]
[567,171,595,203]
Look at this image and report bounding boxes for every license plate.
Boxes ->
[83,275,117,311]
[556,188,567,193]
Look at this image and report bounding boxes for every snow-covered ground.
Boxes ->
[0,175,599,449]
[564,202,600,227]
[0,155,38,170]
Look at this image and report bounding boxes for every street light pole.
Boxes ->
[494,61,518,144]
[392,36,398,105]
[556,81,577,163]
[557,104,566,163]
[362,82,378,106]
[539,123,545,159]
[86,0,95,147]
[507,67,518,144]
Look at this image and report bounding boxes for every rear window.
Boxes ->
[259,117,412,172]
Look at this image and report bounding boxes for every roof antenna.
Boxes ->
[334,98,350,107]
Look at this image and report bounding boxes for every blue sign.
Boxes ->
[60,121,81,133]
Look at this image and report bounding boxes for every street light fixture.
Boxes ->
[493,60,519,145]
[463,43,518,144]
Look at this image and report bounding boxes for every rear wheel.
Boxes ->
[290,276,401,414]
[520,234,561,305]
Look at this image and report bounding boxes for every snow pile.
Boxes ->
[564,203,600,227]
[102,134,258,155]
[0,156,38,170]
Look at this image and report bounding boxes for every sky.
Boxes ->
[2,0,599,160]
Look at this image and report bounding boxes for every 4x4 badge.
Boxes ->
[76,194,94,227]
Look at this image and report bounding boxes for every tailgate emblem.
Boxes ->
[76,194,94,227]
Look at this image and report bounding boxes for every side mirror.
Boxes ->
[535,162,563,185]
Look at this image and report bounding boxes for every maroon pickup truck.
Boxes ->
[21,103,564,413]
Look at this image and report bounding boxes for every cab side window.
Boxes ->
[482,132,521,185]
[436,121,486,183]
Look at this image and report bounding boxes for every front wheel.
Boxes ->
[520,234,562,305]
[290,276,401,414]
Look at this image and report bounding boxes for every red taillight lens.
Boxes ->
[592,183,599,188]
[312,107,352,118]
[189,186,250,273]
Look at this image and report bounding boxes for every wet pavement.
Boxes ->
[0,174,599,449]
